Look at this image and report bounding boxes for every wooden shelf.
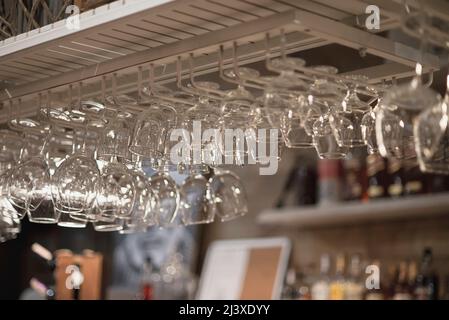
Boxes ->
[257,193,449,228]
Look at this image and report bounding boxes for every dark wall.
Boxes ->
[0,219,115,299]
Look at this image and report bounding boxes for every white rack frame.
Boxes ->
[0,0,444,123]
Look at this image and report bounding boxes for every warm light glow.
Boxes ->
[415,63,423,76]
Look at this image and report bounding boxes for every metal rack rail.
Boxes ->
[0,0,444,123]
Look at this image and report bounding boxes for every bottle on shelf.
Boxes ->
[442,276,449,300]
[392,261,413,300]
[31,242,56,271]
[329,254,346,300]
[311,253,331,300]
[407,261,417,299]
[366,153,387,200]
[415,247,439,300]
[425,173,449,194]
[141,257,155,300]
[317,160,343,206]
[345,254,364,300]
[403,160,426,196]
[281,268,299,300]
[295,165,317,206]
[387,158,404,198]
[296,271,312,300]
[342,158,364,202]
[29,277,56,300]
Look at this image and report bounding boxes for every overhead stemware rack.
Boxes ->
[0,0,445,122]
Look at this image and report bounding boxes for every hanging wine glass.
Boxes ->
[376,64,441,159]
[179,174,215,226]
[264,58,308,129]
[96,157,136,220]
[361,84,389,154]
[208,169,247,221]
[53,111,101,221]
[148,172,180,228]
[414,75,449,174]
[0,206,20,243]
[330,75,371,148]
[120,157,158,233]
[0,130,24,175]
[7,115,57,224]
[313,112,348,159]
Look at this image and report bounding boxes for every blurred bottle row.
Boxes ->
[282,247,447,300]
[277,155,449,207]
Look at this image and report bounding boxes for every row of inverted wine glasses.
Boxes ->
[210,50,382,159]
[0,102,248,236]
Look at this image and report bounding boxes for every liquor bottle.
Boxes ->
[318,160,343,205]
[141,257,154,300]
[296,271,312,300]
[297,285,312,300]
[387,158,404,198]
[366,154,387,200]
[342,158,364,202]
[29,277,56,300]
[403,160,425,196]
[392,262,413,300]
[426,173,447,194]
[415,248,439,300]
[442,276,449,300]
[295,165,317,206]
[364,260,385,300]
[408,261,417,299]
[329,254,346,300]
[31,242,56,271]
[345,254,364,300]
[282,268,299,300]
[311,254,331,300]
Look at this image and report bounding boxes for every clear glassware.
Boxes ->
[6,118,58,224]
[25,156,58,224]
[414,77,449,174]
[313,113,348,159]
[0,170,26,219]
[0,207,20,243]
[158,90,214,173]
[179,174,215,226]
[93,216,124,232]
[56,204,88,228]
[279,95,313,148]
[302,98,325,137]
[96,158,136,220]
[53,113,101,220]
[361,84,391,155]
[130,99,176,163]
[208,170,247,221]
[0,130,24,175]
[181,82,222,169]
[219,81,259,164]
[148,172,180,228]
[309,66,344,102]
[97,110,134,159]
[252,106,283,164]
[376,73,441,159]
[330,75,371,148]
[264,58,309,129]
[118,164,158,234]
